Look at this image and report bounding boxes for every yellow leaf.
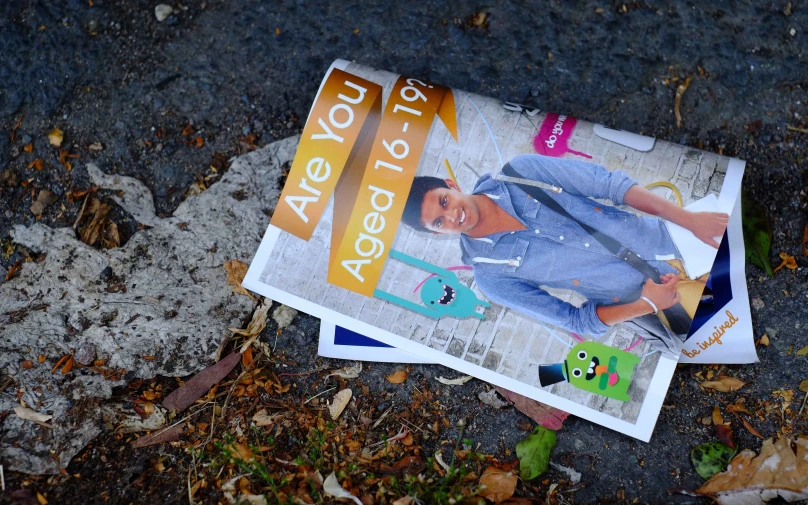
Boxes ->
[701,376,746,393]
[796,345,808,356]
[228,442,254,462]
[478,466,518,503]
[37,492,48,505]
[773,252,797,273]
[800,379,808,393]
[712,405,724,426]
[48,128,63,147]
[757,334,769,346]
[385,370,408,384]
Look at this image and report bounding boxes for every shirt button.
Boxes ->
[516,256,522,261]
[559,235,564,240]
[585,243,590,247]
[510,231,515,234]
[534,229,540,234]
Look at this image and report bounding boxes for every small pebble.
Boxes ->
[155,4,173,22]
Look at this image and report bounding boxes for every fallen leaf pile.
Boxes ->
[77,198,120,248]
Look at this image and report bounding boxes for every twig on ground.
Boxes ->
[304,386,336,405]
[675,76,693,128]
[220,351,263,419]
[787,125,808,134]
[73,194,90,230]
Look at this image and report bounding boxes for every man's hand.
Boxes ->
[685,211,730,248]
[641,274,680,311]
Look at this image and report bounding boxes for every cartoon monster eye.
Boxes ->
[437,279,442,282]
[577,350,587,360]
[430,301,434,304]
[572,368,582,378]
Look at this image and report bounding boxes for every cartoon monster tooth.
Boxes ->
[374,250,489,320]
[537,341,640,402]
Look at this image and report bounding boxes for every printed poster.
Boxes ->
[244,60,745,440]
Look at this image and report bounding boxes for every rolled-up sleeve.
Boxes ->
[508,154,637,205]
[476,274,611,338]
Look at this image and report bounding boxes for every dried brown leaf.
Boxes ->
[28,159,44,171]
[232,298,272,347]
[23,143,33,153]
[162,352,241,413]
[51,354,70,374]
[802,224,808,257]
[773,252,798,273]
[329,388,352,420]
[478,466,518,503]
[132,424,184,448]
[79,198,112,246]
[715,424,735,449]
[726,399,751,415]
[741,418,764,439]
[61,356,74,374]
[385,370,408,384]
[102,222,120,248]
[774,389,794,412]
[21,360,34,369]
[701,376,746,393]
[712,405,724,426]
[694,438,808,504]
[223,259,255,299]
[495,386,569,430]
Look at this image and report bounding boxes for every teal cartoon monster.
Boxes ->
[374,250,490,320]
[538,341,640,402]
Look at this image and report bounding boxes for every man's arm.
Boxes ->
[476,275,612,337]
[596,274,681,325]
[622,185,729,248]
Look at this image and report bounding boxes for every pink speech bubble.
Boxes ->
[533,113,591,159]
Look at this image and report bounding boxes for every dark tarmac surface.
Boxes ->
[2,1,808,503]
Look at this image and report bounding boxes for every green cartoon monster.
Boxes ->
[538,341,640,402]
[374,250,490,320]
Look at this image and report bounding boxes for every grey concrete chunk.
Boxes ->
[0,137,298,474]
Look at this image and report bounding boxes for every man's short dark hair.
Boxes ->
[402,176,449,232]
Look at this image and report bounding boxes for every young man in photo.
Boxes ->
[401,154,729,355]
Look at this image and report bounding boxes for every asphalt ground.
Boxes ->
[1,1,807,503]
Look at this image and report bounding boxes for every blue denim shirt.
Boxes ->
[461,154,679,337]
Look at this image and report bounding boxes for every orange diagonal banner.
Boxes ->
[271,69,383,240]
[272,69,458,296]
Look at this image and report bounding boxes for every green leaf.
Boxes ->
[691,441,737,480]
[741,191,773,277]
[515,425,556,481]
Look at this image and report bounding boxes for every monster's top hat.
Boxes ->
[538,362,567,386]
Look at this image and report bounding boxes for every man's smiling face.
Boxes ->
[420,180,481,234]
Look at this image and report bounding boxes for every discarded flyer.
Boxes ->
[244,60,745,440]
[320,193,757,365]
